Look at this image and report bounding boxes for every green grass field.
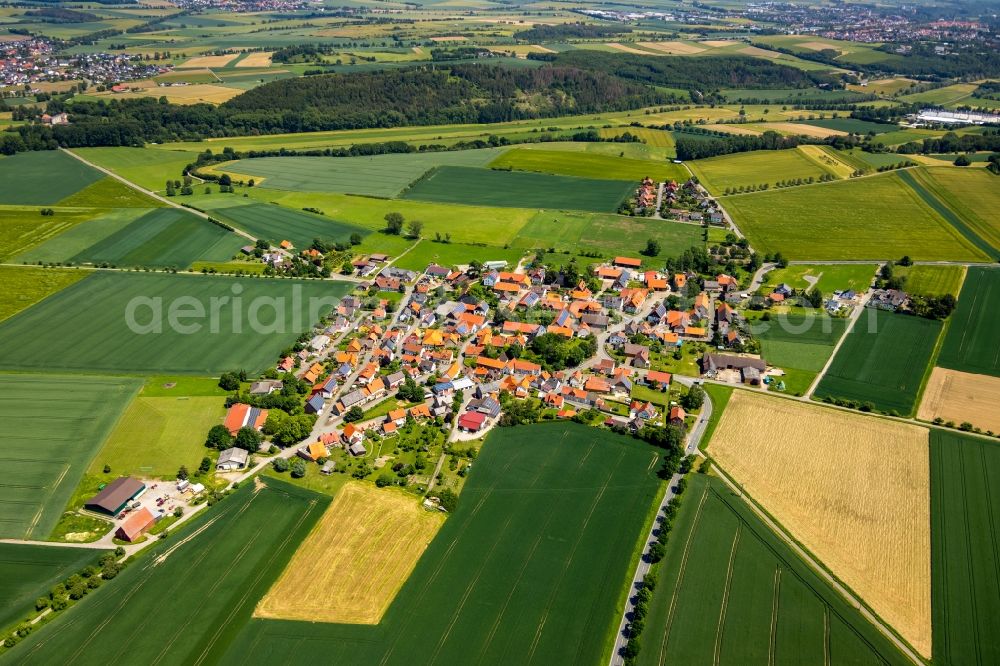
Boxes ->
[223,148,506,197]
[898,83,977,107]
[222,422,662,665]
[391,239,524,271]
[896,265,966,297]
[0,151,103,205]
[814,308,942,415]
[401,165,636,213]
[937,267,1000,377]
[762,264,876,296]
[791,118,896,134]
[56,177,164,208]
[489,148,686,182]
[637,474,910,666]
[725,172,989,261]
[0,272,349,375]
[0,544,105,633]
[0,266,87,324]
[88,395,225,479]
[753,312,847,396]
[3,478,328,665]
[0,374,141,540]
[930,430,1000,666]
[897,170,997,260]
[912,168,1000,253]
[71,147,203,193]
[65,208,245,269]
[0,208,99,261]
[213,202,370,248]
[15,208,151,264]
[689,149,833,194]
[512,210,704,265]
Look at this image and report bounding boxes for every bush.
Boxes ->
[272,457,290,473]
[290,458,306,478]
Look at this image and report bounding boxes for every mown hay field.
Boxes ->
[2,478,327,666]
[937,267,1000,377]
[796,144,857,178]
[689,148,835,194]
[222,148,506,197]
[222,422,663,666]
[918,367,1000,433]
[638,475,912,666]
[0,266,87,323]
[915,167,1000,251]
[897,169,997,260]
[708,391,931,657]
[257,483,443,624]
[0,544,105,632]
[234,51,273,67]
[489,148,685,181]
[0,151,103,205]
[930,430,1000,666]
[725,172,988,261]
[180,53,239,68]
[815,308,942,415]
[213,201,371,249]
[56,177,163,208]
[0,272,349,375]
[401,165,635,213]
[599,126,674,149]
[0,374,140,540]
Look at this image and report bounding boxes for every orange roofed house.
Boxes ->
[224,403,268,436]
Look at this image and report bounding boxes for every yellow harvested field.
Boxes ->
[918,367,1000,433]
[181,53,239,68]
[701,40,736,47]
[255,482,444,624]
[97,84,240,105]
[430,35,467,42]
[235,52,272,68]
[637,41,705,55]
[763,121,848,138]
[605,42,653,55]
[797,40,844,52]
[797,144,853,178]
[740,45,782,58]
[709,391,931,657]
[703,123,762,136]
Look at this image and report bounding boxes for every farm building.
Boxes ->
[216,447,249,471]
[84,477,146,516]
[115,507,156,542]
[701,353,766,385]
[224,403,269,436]
[458,411,487,433]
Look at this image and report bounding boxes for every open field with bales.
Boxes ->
[937,268,1000,377]
[725,172,988,261]
[918,367,1000,433]
[0,374,141,540]
[708,391,931,657]
[690,148,835,194]
[212,202,370,249]
[3,478,328,665]
[0,272,349,375]
[0,151,103,205]
[930,430,1000,666]
[256,483,444,624]
[222,148,506,197]
[638,475,911,666]
[489,148,686,181]
[814,309,942,415]
[0,544,105,633]
[222,422,662,665]
[89,395,225,479]
[401,165,635,212]
[0,266,87,323]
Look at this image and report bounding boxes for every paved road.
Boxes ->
[609,378,712,666]
[747,262,776,294]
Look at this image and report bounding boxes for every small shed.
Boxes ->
[216,447,249,471]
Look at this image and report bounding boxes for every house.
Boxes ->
[298,441,329,462]
[321,460,336,475]
[303,393,325,414]
[342,423,364,445]
[630,401,658,420]
[115,507,155,543]
[216,447,249,471]
[701,353,766,385]
[613,256,642,269]
[84,477,146,516]
[469,397,501,418]
[644,370,672,389]
[249,380,283,395]
[224,404,269,436]
[458,411,487,433]
[348,441,367,456]
[669,406,687,426]
[870,289,909,311]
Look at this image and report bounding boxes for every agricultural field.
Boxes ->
[795,144,863,179]
[814,308,942,415]
[256,483,444,624]
[16,208,150,264]
[511,210,704,265]
[918,368,1000,433]
[638,475,911,666]
[3,478,329,665]
[911,168,1000,252]
[401,165,636,213]
[0,208,99,261]
[70,147,203,193]
[761,263,876,296]
[0,544,105,632]
[690,148,835,194]
[391,240,524,272]
[221,148,507,197]
[0,151,103,205]
[895,264,966,297]
[708,391,932,657]
[88,394,225,479]
[751,312,847,395]
[56,177,163,208]
[0,374,141,540]
[0,266,86,323]
[489,148,686,181]
[929,430,1000,666]
[897,170,997,260]
[222,422,663,666]
[725,172,989,261]
[63,208,245,269]
[790,118,897,134]
[212,202,370,249]
[0,272,349,375]
[937,268,1000,377]
[898,83,978,107]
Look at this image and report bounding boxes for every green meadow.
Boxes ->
[0,272,350,375]
[0,266,87,324]
[896,265,966,297]
[0,208,101,262]
[0,374,141,540]
[690,149,833,194]
[0,151,103,205]
[213,202,370,249]
[937,267,1000,377]
[490,148,686,181]
[752,312,847,396]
